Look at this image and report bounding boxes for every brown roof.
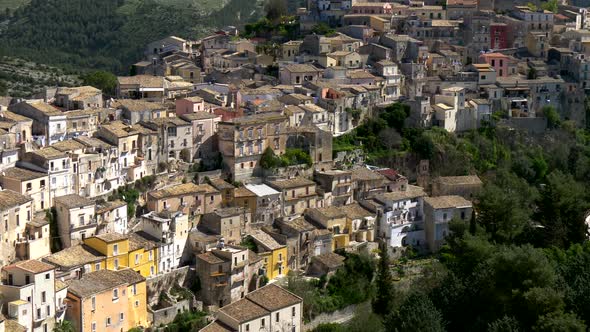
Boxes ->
[435,175,482,186]
[43,245,104,268]
[209,178,235,191]
[218,298,269,323]
[51,139,86,152]
[351,167,386,182]
[283,64,320,73]
[200,321,235,332]
[128,232,158,251]
[306,206,346,223]
[267,177,316,190]
[340,203,373,220]
[197,251,226,265]
[4,260,54,274]
[29,147,67,160]
[233,186,255,198]
[99,120,139,138]
[180,112,220,121]
[424,195,472,209]
[246,284,302,312]
[3,167,47,181]
[250,230,284,251]
[92,233,128,243]
[312,252,345,269]
[55,279,68,292]
[375,185,426,202]
[149,183,219,199]
[67,269,132,298]
[54,194,94,209]
[117,75,164,88]
[0,190,32,210]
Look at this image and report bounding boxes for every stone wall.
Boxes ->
[148,299,191,327]
[146,266,192,305]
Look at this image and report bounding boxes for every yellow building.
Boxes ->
[118,269,149,328]
[250,230,288,280]
[83,232,158,278]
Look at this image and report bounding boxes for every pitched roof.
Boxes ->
[218,298,269,323]
[4,260,54,274]
[197,251,226,265]
[435,175,482,186]
[117,75,164,88]
[92,233,128,243]
[2,167,47,181]
[246,283,302,312]
[28,147,67,160]
[128,232,158,251]
[200,321,235,332]
[351,167,386,182]
[424,195,472,209]
[266,177,316,190]
[250,230,284,251]
[43,245,104,268]
[54,194,94,209]
[0,190,32,210]
[67,269,132,298]
[375,185,426,202]
[149,183,219,199]
[340,203,374,220]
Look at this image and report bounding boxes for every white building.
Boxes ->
[96,200,128,235]
[424,195,473,252]
[433,87,465,132]
[202,283,303,332]
[139,211,189,273]
[54,194,97,248]
[368,185,426,250]
[0,260,68,332]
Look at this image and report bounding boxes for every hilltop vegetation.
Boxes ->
[0,0,265,73]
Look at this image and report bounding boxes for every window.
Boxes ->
[276,312,280,322]
[246,324,250,331]
[16,215,19,227]
[132,284,137,295]
[91,296,96,311]
[106,317,111,326]
[40,180,45,187]
[26,183,32,191]
[261,318,265,327]
[95,263,100,271]
[36,308,41,319]
[91,322,96,332]
[292,306,296,317]
[150,266,155,276]
[119,313,124,321]
[149,251,153,261]
[135,254,140,265]
[41,291,46,303]
[113,244,118,255]
[113,289,119,300]
[135,300,140,308]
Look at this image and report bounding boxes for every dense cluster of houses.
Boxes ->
[1,0,590,331]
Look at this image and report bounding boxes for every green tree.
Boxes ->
[527,67,538,79]
[536,171,590,248]
[476,170,537,243]
[372,241,395,316]
[311,23,336,36]
[541,0,558,13]
[81,70,117,95]
[533,312,586,332]
[53,320,75,332]
[543,106,561,129]
[487,316,521,332]
[384,293,445,332]
[264,0,287,22]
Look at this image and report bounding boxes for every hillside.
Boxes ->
[0,0,265,73]
[0,56,80,97]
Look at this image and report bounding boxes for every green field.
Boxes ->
[0,0,29,11]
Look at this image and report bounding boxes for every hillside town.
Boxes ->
[1,0,590,331]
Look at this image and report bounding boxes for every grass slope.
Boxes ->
[0,0,264,73]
